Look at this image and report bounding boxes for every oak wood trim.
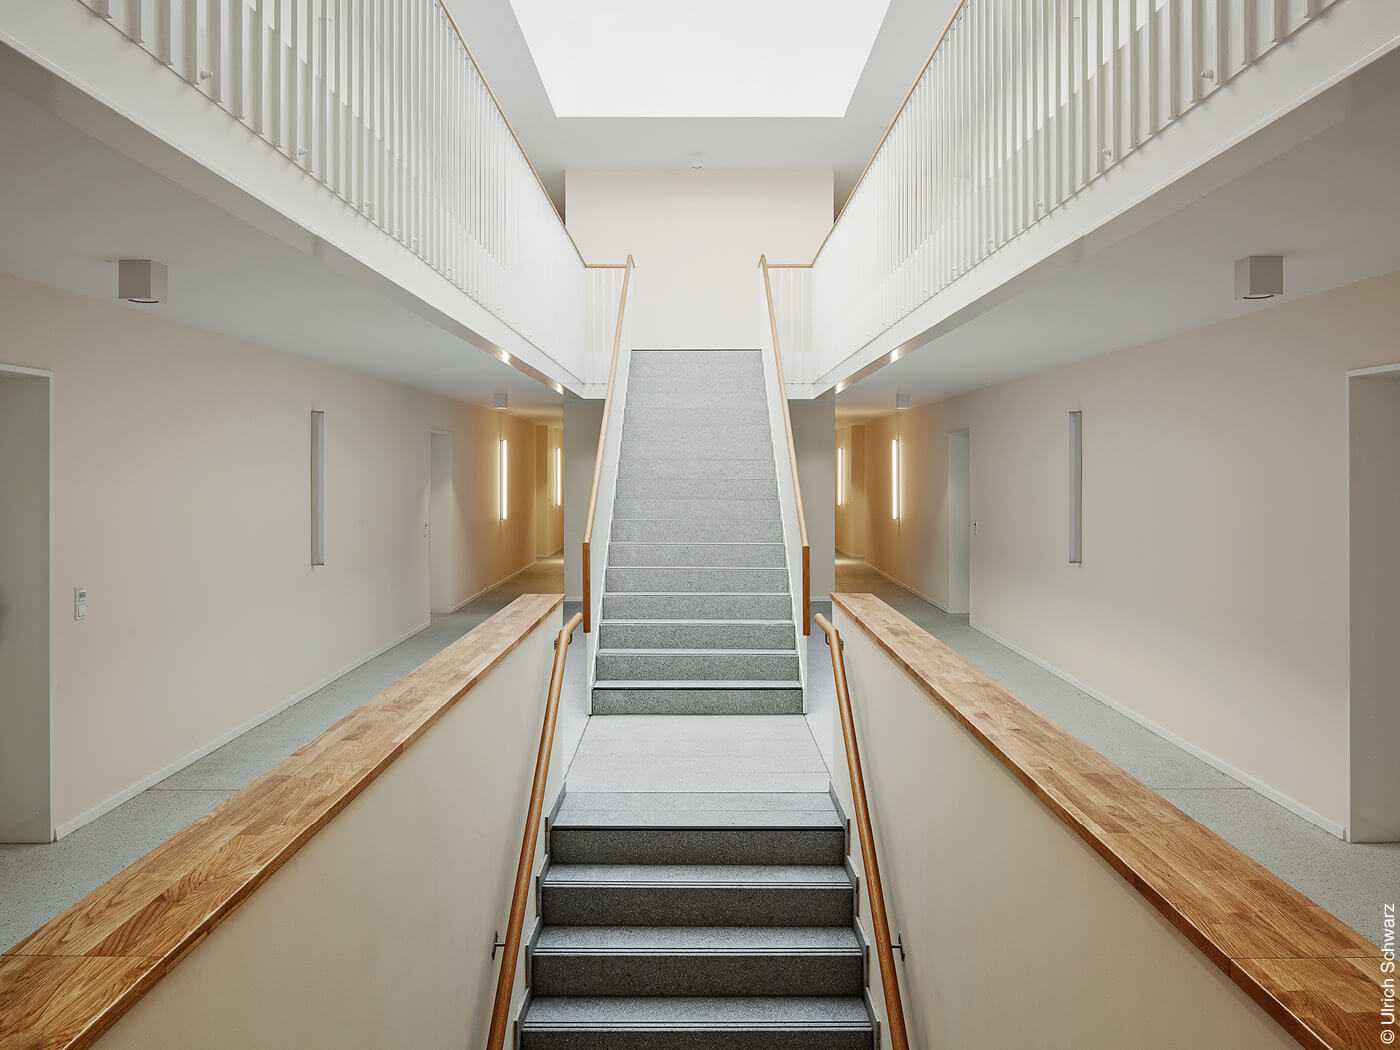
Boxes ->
[831,592,1386,1050]
[759,255,810,635]
[581,255,635,633]
[432,2,586,266]
[0,594,564,1050]
[486,610,584,1050]
[813,613,909,1050]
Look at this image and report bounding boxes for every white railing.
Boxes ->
[77,0,587,373]
[585,265,630,384]
[764,264,815,385]
[781,0,1347,376]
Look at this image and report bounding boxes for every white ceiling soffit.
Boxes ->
[509,0,892,118]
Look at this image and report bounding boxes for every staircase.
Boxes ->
[517,790,877,1048]
[594,349,804,716]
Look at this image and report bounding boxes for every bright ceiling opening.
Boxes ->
[508,0,893,118]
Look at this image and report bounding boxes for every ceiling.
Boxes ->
[0,77,566,423]
[509,0,892,119]
[442,0,962,211]
[835,69,1400,422]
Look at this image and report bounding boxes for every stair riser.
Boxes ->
[591,688,804,715]
[628,350,762,372]
[615,479,779,502]
[601,594,793,620]
[550,827,845,866]
[542,884,854,928]
[624,405,770,426]
[623,390,768,410]
[529,952,863,998]
[606,567,789,593]
[616,459,776,481]
[613,500,781,522]
[608,543,787,569]
[520,1029,872,1050]
[595,651,799,682]
[598,623,796,650]
[624,423,772,445]
[608,520,784,543]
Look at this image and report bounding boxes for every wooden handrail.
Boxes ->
[814,612,909,1050]
[760,255,811,636]
[581,255,635,633]
[486,609,585,1050]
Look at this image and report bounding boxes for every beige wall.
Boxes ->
[835,425,867,557]
[534,425,564,558]
[0,370,51,842]
[565,170,833,349]
[831,612,1298,1050]
[851,270,1400,835]
[563,394,603,602]
[97,610,560,1050]
[0,273,544,835]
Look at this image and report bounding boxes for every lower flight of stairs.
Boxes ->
[595,349,803,716]
[518,791,876,1049]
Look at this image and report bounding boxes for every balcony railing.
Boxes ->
[78,0,594,374]
[772,0,1347,383]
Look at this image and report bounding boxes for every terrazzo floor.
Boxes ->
[0,556,577,954]
[831,556,1399,947]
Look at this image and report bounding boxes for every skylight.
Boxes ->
[509,0,892,118]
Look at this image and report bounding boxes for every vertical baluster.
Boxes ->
[1144,0,1157,138]
[250,0,264,134]
[229,0,244,119]
[1214,0,1228,88]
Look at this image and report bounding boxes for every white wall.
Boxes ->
[854,269,1400,836]
[565,170,833,348]
[0,370,51,842]
[96,609,561,1050]
[831,610,1298,1050]
[0,273,546,835]
[563,394,603,603]
[791,396,835,605]
[1348,370,1400,842]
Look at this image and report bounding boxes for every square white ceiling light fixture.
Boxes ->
[509,0,893,118]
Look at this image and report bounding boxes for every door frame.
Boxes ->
[0,362,54,842]
[1345,362,1400,842]
[947,428,972,616]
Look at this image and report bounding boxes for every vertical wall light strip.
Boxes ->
[554,445,562,506]
[837,446,845,507]
[499,438,509,521]
[1069,411,1083,564]
[311,410,325,566]
[891,438,900,520]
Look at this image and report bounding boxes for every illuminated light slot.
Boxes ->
[891,438,900,520]
[500,438,509,521]
[837,446,845,507]
[554,446,562,506]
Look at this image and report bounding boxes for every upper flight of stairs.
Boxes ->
[517,790,877,1048]
[594,350,803,716]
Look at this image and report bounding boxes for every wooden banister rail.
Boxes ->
[814,612,909,1050]
[581,255,635,633]
[485,609,585,1050]
[760,255,811,636]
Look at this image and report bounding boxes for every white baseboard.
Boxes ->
[858,559,952,615]
[54,618,431,840]
[968,620,1348,840]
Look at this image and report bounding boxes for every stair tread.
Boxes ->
[597,648,797,656]
[559,791,836,814]
[599,619,794,626]
[592,680,803,690]
[521,996,873,1029]
[533,926,860,954]
[544,864,852,887]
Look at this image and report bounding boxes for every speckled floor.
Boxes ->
[831,556,1400,947]
[0,556,574,954]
